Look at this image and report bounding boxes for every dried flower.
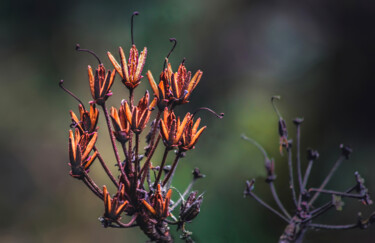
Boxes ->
[68,129,98,178]
[70,103,99,133]
[102,185,128,225]
[123,91,156,134]
[107,45,147,90]
[142,184,172,220]
[147,59,202,108]
[110,105,130,143]
[160,108,191,149]
[179,191,203,223]
[179,116,207,151]
[87,64,116,105]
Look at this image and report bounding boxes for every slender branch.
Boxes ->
[246,191,290,223]
[101,103,124,176]
[94,147,119,188]
[82,178,103,200]
[154,148,170,187]
[308,223,358,230]
[83,172,103,200]
[309,155,345,205]
[162,151,182,187]
[302,160,314,189]
[170,178,197,211]
[269,182,291,219]
[287,148,298,207]
[309,188,365,199]
[134,134,140,191]
[296,124,303,195]
[140,134,161,186]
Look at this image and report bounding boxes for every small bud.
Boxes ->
[244,179,255,197]
[307,148,319,160]
[340,144,352,159]
[192,168,205,179]
[293,117,304,125]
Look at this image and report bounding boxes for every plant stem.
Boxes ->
[94,147,119,188]
[308,223,358,230]
[269,182,292,219]
[296,124,303,195]
[287,148,298,207]
[154,148,169,187]
[309,155,345,206]
[140,134,161,186]
[162,151,182,187]
[101,103,124,176]
[247,191,290,223]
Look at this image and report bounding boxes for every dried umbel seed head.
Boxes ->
[101,185,128,227]
[68,129,98,179]
[179,191,203,223]
[110,105,131,143]
[142,184,172,220]
[70,103,99,134]
[87,64,116,105]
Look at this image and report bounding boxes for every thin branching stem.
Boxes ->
[308,223,358,230]
[296,124,303,196]
[140,134,161,186]
[309,155,345,205]
[116,215,138,228]
[154,148,169,187]
[309,188,365,199]
[171,178,197,211]
[94,147,119,188]
[247,191,290,223]
[287,148,298,207]
[101,103,124,176]
[134,134,140,189]
[162,151,182,187]
[269,182,292,219]
[82,177,103,200]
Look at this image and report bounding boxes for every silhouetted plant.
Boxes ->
[60,12,222,243]
[243,96,375,243]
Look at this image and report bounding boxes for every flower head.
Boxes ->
[179,191,203,223]
[179,116,206,151]
[68,129,98,178]
[110,105,131,143]
[147,59,202,108]
[88,64,116,105]
[160,108,191,149]
[142,184,172,220]
[102,185,128,226]
[70,103,99,134]
[108,45,147,90]
[123,91,156,134]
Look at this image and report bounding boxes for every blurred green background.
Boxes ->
[1,0,375,242]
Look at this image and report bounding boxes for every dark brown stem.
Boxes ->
[154,148,169,187]
[101,103,123,175]
[94,146,119,188]
[308,223,358,230]
[309,155,345,206]
[162,151,182,187]
[309,188,365,199]
[269,182,291,219]
[247,191,290,223]
[83,172,103,199]
[296,124,303,196]
[134,134,140,191]
[82,178,103,200]
[287,148,298,207]
[140,134,161,186]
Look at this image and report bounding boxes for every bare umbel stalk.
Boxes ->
[242,98,374,243]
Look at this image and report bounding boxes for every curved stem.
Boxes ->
[269,182,291,219]
[287,148,298,207]
[140,134,161,186]
[154,148,169,187]
[162,151,182,187]
[94,147,119,188]
[309,155,345,206]
[101,103,125,178]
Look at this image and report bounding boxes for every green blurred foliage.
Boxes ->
[1,0,375,242]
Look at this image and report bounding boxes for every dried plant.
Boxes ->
[242,96,375,243]
[60,12,222,243]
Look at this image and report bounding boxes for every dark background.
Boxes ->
[1,0,375,242]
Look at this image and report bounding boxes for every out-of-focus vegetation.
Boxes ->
[1,0,375,242]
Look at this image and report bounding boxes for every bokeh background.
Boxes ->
[1,0,375,242]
